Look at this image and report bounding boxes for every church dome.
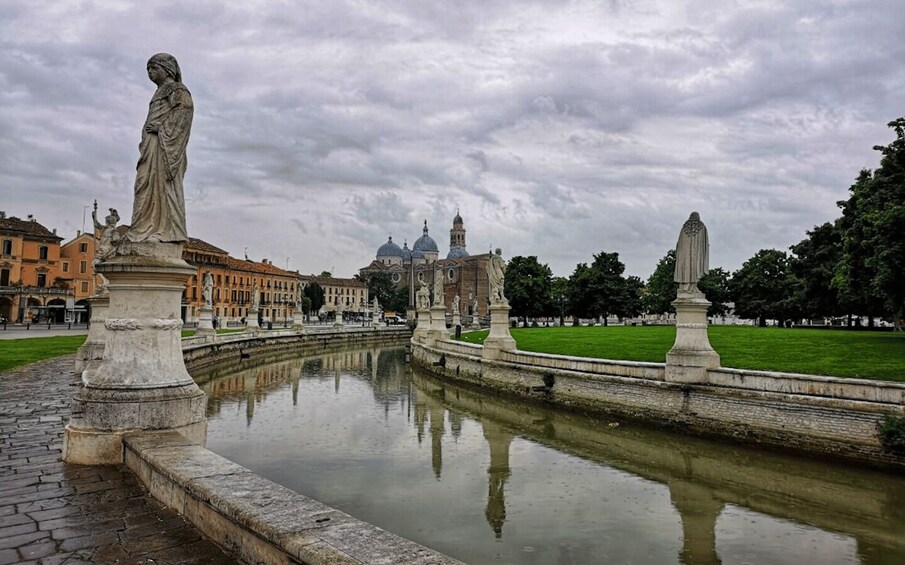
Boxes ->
[447,247,469,259]
[412,220,438,253]
[377,236,403,258]
[401,241,413,262]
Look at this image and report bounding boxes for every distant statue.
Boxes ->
[674,212,710,296]
[416,280,430,310]
[91,200,121,294]
[452,295,460,315]
[472,295,479,317]
[297,285,304,310]
[335,297,344,317]
[487,248,508,305]
[433,264,444,306]
[372,296,379,313]
[202,272,213,306]
[252,281,260,309]
[127,53,193,244]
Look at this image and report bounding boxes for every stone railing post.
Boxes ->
[665,295,720,383]
[482,303,516,360]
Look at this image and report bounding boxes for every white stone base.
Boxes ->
[197,305,215,337]
[427,305,448,343]
[63,246,208,465]
[413,307,430,343]
[666,295,720,384]
[246,308,260,332]
[483,303,516,360]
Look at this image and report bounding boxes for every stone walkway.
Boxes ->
[0,357,233,564]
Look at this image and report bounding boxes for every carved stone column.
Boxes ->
[63,244,206,465]
[666,294,720,383]
[74,294,109,377]
[482,303,516,360]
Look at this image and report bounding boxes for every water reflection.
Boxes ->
[198,347,905,565]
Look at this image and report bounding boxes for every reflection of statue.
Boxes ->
[202,272,213,306]
[416,280,430,309]
[91,200,120,294]
[674,212,709,296]
[487,248,507,305]
[452,295,460,315]
[433,264,444,306]
[127,53,193,244]
[252,281,260,309]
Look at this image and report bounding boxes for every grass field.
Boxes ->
[459,325,905,381]
[0,335,88,372]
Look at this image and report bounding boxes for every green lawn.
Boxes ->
[459,326,905,381]
[0,335,88,372]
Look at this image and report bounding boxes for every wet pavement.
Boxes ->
[0,356,233,564]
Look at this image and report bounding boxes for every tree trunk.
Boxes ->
[758,316,766,328]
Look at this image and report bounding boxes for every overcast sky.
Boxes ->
[2,1,903,278]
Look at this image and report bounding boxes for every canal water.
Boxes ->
[197,346,905,565]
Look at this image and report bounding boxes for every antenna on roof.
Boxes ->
[244,246,249,260]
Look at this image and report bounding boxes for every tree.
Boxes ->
[618,275,644,319]
[730,249,796,326]
[698,267,732,317]
[836,118,905,329]
[504,256,553,325]
[303,282,325,314]
[359,272,397,311]
[789,222,843,320]
[548,276,571,325]
[567,252,633,325]
[644,250,676,316]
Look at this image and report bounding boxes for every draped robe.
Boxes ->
[674,213,709,291]
[128,82,193,243]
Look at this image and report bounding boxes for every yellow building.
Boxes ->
[0,213,73,323]
[298,275,369,319]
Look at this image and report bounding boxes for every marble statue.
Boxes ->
[452,295,460,315]
[372,296,379,312]
[487,248,507,305]
[202,272,213,306]
[252,281,260,309]
[417,280,430,310]
[674,212,710,295]
[91,200,120,294]
[127,53,193,244]
[433,264,444,306]
[472,295,479,316]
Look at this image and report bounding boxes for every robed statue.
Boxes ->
[674,212,709,296]
[432,264,445,306]
[487,248,508,305]
[127,53,193,244]
[202,272,213,306]
[416,280,430,310]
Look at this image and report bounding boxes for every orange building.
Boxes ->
[0,213,73,323]
[59,231,102,322]
[183,238,300,326]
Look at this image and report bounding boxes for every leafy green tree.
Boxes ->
[389,286,410,313]
[567,252,633,325]
[789,222,843,320]
[303,282,325,314]
[730,249,797,326]
[644,250,676,316]
[301,297,312,319]
[358,272,397,311]
[504,256,553,325]
[548,276,571,325]
[698,267,732,317]
[836,118,905,329]
[618,275,645,319]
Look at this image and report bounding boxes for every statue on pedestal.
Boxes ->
[452,295,460,316]
[126,53,193,244]
[252,281,260,309]
[674,212,709,296]
[417,280,430,310]
[91,200,120,294]
[433,264,445,307]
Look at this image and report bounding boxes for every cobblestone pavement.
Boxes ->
[0,357,233,564]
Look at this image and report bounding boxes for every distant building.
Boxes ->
[359,212,492,318]
[297,275,369,318]
[0,212,73,323]
[59,231,102,322]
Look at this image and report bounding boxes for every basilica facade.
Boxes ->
[359,213,492,319]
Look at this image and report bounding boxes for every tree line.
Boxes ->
[505,118,905,330]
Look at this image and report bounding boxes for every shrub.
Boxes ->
[877,415,905,453]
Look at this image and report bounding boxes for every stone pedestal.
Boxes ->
[63,243,207,465]
[74,294,109,377]
[427,305,448,343]
[292,314,306,333]
[333,314,345,329]
[451,313,461,329]
[665,294,720,384]
[246,308,260,332]
[482,303,517,360]
[471,311,481,329]
[196,304,215,337]
[413,307,430,343]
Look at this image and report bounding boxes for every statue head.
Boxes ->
[105,209,119,227]
[147,53,182,83]
[689,211,700,221]
[494,248,502,256]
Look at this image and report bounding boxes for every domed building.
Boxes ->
[359,212,492,319]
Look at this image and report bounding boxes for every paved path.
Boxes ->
[0,328,88,341]
[0,357,232,564]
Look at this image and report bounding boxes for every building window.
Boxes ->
[62,262,69,273]
[81,281,89,293]
[37,273,47,287]
[448,268,455,280]
[0,268,9,286]
[39,246,48,260]
[1,240,11,255]
[79,242,88,253]
[79,260,87,274]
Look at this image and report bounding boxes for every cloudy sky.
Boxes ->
[2,0,903,278]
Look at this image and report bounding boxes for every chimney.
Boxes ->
[27,214,34,221]
[52,228,57,235]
